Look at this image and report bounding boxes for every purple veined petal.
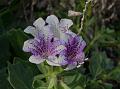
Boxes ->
[75,52,85,62]
[59,19,73,32]
[46,15,59,26]
[76,37,86,52]
[48,39,64,55]
[47,55,67,66]
[24,26,38,37]
[33,18,45,29]
[64,62,77,70]
[79,40,86,51]
[29,55,46,64]
[63,35,87,70]
[51,45,66,55]
[74,35,83,43]
[23,39,36,52]
[71,36,86,52]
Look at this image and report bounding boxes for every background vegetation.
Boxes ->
[0,0,120,89]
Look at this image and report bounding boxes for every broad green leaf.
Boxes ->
[8,60,38,89]
[7,29,28,60]
[0,68,13,89]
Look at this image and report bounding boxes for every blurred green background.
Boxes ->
[0,0,120,89]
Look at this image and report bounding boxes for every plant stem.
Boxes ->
[77,0,91,35]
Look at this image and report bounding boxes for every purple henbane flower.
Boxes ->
[23,15,67,65]
[23,33,66,65]
[48,35,87,70]
[64,35,87,70]
[23,15,87,70]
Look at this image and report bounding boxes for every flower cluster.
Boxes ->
[23,15,87,70]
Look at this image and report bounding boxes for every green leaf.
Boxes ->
[34,74,45,80]
[89,52,113,78]
[0,68,13,89]
[86,80,104,89]
[68,74,86,89]
[32,74,47,89]
[8,59,38,89]
[108,66,120,81]
[33,79,47,89]
[63,75,76,85]
[7,29,28,59]
[37,63,48,74]
[60,81,71,89]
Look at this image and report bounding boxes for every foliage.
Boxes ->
[0,0,120,89]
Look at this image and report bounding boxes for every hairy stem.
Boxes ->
[77,0,91,35]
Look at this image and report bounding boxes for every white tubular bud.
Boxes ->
[68,10,82,17]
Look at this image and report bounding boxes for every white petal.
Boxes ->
[40,25,53,39]
[59,31,73,42]
[47,56,67,66]
[59,19,73,32]
[33,18,45,29]
[64,62,77,70]
[23,39,35,52]
[55,45,66,52]
[66,30,77,37]
[29,55,45,64]
[46,15,59,25]
[24,26,37,36]
[46,60,60,66]
[52,27,61,39]
[46,15,60,38]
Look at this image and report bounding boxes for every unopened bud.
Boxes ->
[68,10,82,17]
